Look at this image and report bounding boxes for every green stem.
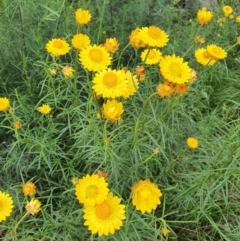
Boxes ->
[96,0,107,44]
[117,43,130,69]
[13,211,29,235]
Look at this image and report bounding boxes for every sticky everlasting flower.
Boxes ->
[129,27,145,49]
[0,97,10,112]
[71,33,90,51]
[141,48,162,65]
[92,68,128,98]
[0,191,13,223]
[197,7,213,25]
[131,178,162,213]
[22,181,37,196]
[79,45,112,72]
[62,65,75,77]
[102,99,124,123]
[75,8,91,25]
[46,38,70,57]
[187,137,198,149]
[159,55,192,84]
[206,44,227,60]
[25,199,41,215]
[222,6,233,17]
[75,174,109,206]
[236,15,240,23]
[83,193,125,236]
[14,121,22,129]
[104,37,119,53]
[156,81,174,98]
[37,104,51,115]
[121,70,139,99]
[194,48,216,66]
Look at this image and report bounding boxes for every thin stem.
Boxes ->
[117,43,130,69]
[96,0,107,44]
[13,211,29,235]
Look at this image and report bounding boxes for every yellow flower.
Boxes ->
[237,36,240,44]
[141,48,162,65]
[197,7,213,25]
[187,137,198,149]
[159,54,192,84]
[236,15,240,23]
[97,170,108,181]
[14,121,22,129]
[0,191,13,223]
[194,48,216,66]
[104,37,119,53]
[75,174,109,207]
[139,26,169,48]
[50,69,57,76]
[37,104,51,115]
[156,81,174,98]
[22,181,37,196]
[92,68,128,98]
[206,44,227,60]
[102,99,124,123]
[46,38,70,57]
[75,8,91,25]
[194,36,205,44]
[228,14,234,20]
[83,193,125,237]
[25,199,41,215]
[190,69,197,81]
[71,177,79,186]
[79,45,112,72]
[174,83,188,95]
[222,6,233,17]
[0,97,10,112]
[71,33,91,51]
[131,178,162,213]
[121,70,139,99]
[62,65,75,77]
[129,27,145,49]
[161,227,170,237]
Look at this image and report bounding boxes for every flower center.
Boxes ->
[148,27,161,39]
[95,202,112,220]
[148,51,156,59]
[89,49,103,62]
[203,50,210,58]
[138,186,151,199]
[53,40,63,49]
[169,62,181,76]
[103,73,117,87]
[86,185,98,198]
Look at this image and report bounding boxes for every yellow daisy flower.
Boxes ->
[194,48,217,66]
[25,199,41,215]
[46,38,70,57]
[129,27,145,49]
[121,70,139,99]
[92,68,128,98]
[0,97,10,112]
[83,193,126,237]
[71,33,91,51]
[139,26,169,48]
[206,44,227,60]
[187,137,198,149]
[75,8,91,25]
[131,178,162,214]
[0,191,13,223]
[75,174,109,207]
[102,99,124,123]
[159,55,192,84]
[79,45,112,72]
[222,6,233,17]
[22,181,37,196]
[62,65,75,77]
[197,7,213,25]
[104,37,120,53]
[236,15,240,23]
[37,104,51,115]
[156,81,174,98]
[141,48,162,65]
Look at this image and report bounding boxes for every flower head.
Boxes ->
[174,83,188,95]
[71,33,91,51]
[222,6,233,17]
[83,193,125,236]
[197,7,213,25]
[194,36,205,44]
[0,97,10,112]
[187,137,198,149]
[75,8,91,25]
[159,55,192,84]
[194,48,216,66]
[62,65,75,77]
[236,15,240,23]
[102,99,124,123]
[25,199,41,215]
[0,191,13,223]
[37,104,51,115]
[79,45,112,72]
[121,70,139,99]
[46,38,70,57]
[104,37,119,53]
[141,48,162,65]
[14,121,22,129]
[22,181,37,196]
[206,44,227,60]
[156,81,174,98]
[129,27,145,49]
[75,174,109,207]
[131,178,162,213]
[92,69,127,98]
[139,26,169,48]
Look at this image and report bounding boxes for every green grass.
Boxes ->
[0,0,240,240]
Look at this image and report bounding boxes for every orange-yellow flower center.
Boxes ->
[89,49,103,62]
[138,186,151,199]
[95,202,112,220]
[203,51,210,58]
[148,51,156,59]
[169,62,181,76]
[86,185,98,198]
[53,40,63,49]
[103,73,117,87]
[148,27,161,39]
